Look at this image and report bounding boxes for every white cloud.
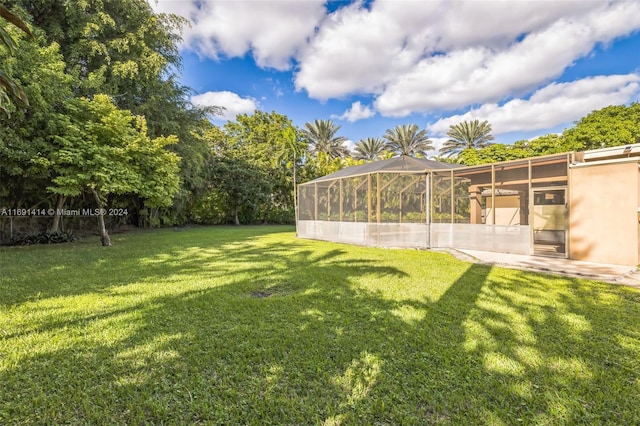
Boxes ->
[426,74,640,136]
[334,101,375,122]
[375,1,640,116]
[191,91,258,121]
[151,0,326,70]
[428,137,449,156]
[154,0,640,120]
[295,1,437,99]
[292,0,640,116]
[293,0,627,103]
[344,139,356,152]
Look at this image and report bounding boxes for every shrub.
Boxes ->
[9,231,77,246]
[264,209,295,225]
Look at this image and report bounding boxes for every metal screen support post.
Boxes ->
[528,159,533,254]
[367,174,372,223]
[354,179,358,223]
[491,164,496,225]
[314,183,318,221]
[450,169,455,224]
[376,173,381,224]
[426,173,431,247]
[339,179,343,221]
[327,184,330,220]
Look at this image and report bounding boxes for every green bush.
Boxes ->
[402,212,426,222]
[9,231,78,246]
[380,212,400,222]
[264,209,295,224]
[191,191,231,225]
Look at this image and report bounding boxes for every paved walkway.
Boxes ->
[440,249,640,290]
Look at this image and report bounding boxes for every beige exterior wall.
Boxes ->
[569,161,640,266]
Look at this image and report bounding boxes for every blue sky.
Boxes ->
[153,0,640,152]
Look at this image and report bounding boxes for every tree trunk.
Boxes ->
[233,205,240,226]
[133,195,145,228]
[49,194,66,233]
[90,188,111,246]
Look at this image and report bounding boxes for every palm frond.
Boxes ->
[301,119,349,160]
[440,119,494,157]
[0,5,33,115]
[0,70,28,115]
[354,137,386,161]
[383,124,433,157]
[0,5,33,37]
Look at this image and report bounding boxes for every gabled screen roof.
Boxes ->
[302,156,460,184]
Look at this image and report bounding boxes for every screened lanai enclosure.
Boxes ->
[297,154,571,257]
[298,156,456,247]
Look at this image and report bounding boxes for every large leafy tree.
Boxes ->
[301,119,350,160]
[513,134,570,156]
[199,111,301,225]
[353,137,388,161]
[222,111,295,166]
[134,90,221,226]
[17,0,184,106]
[15,0,197,143]
[563,103,640,150]
[50,94,180,245]
[440,119,494,157]
[457,144,530,165]
[0,14,74,218]
[206,156,272,226]
[383,124,433,157]
[11,0,222,226]
[0,4,32,114]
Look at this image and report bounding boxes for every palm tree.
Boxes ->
[383,124,433,157]
[1,5,32,115]
[301,119,350,160]
[353,137,387,161]
[439,119,494,157]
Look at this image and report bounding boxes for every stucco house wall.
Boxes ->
[569,159,640,266]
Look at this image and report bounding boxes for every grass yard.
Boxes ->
[1,226,639,425]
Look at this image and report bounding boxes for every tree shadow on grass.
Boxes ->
[1,229,639,424]
[0,225,295,306]
[443,269,640,424]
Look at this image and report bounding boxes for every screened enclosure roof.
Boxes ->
[303,156,460,184]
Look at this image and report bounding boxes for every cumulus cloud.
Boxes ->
[152,0,326,70]
[293,0,640,116]
[344,139,357,152]
[428,137,449,156]
[374,1,640,116]
[334,101,375,122]
[154,0,640,119]
[295,1,437,99]
[426,74,640,136]
[191,91,258,121]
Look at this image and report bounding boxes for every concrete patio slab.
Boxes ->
[440,249,640,290]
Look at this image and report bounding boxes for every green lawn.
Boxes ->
[1,226,639,425]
